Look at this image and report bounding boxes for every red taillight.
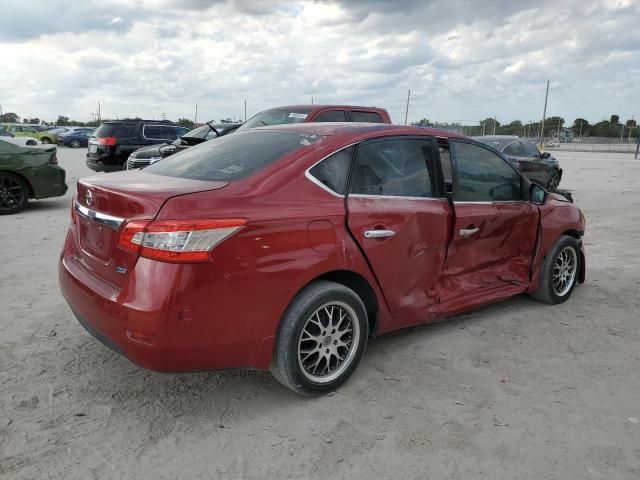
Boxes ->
[117,218,247,263]
[98,137,117,146]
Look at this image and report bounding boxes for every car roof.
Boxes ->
[252,122,466,139]
[270,104,388,112]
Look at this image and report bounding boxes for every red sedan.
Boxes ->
[59,124,586,395]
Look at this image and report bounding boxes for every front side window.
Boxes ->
[503,141,524,156]
[521,141,540,157]
[350,138,436,197]
[308,146,353,195]
[351,111,383,123]
[451,141,522,202]
[145,130,321,181]
[314,110,347,122]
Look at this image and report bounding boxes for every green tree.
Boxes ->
[56,115,70,126]
[625,118,636,128]
[610,114,620,125]
[411,118,432,127]
[176,118,195,129]
[0,112,20,123]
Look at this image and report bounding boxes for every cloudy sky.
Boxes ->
[1,0,639,125]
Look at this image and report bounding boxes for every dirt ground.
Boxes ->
[1,148,639,480]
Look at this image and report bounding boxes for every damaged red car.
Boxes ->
[59,124,586,395]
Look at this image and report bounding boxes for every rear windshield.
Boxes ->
[95,123,136,138]
[144,130,322,181]
[239,107,314,130]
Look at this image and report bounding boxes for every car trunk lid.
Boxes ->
[74,171,229,288]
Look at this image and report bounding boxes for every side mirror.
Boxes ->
[530,183,546,205]
[541,152,551,159]
[159,144,177,158]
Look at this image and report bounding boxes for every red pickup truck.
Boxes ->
[239,105,392,128]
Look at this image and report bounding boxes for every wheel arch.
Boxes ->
[0,170,35,198]
[561,229,586,284]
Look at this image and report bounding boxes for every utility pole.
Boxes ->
[244,99,247,123]
[0,104,3,117]
[404,89,411,125]
[628,116,634,143]
[557,119,562,142]
[482,120,486,136]
[538,80,549,149]
[98,102,101,122]
[311,96,314,105]
[578,121,583,139]
[620,125,625,143]
[194,104,198,124]
[492,117,496,135]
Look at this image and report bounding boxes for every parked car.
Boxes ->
[58,128,96,148]
[472,135,562,191]
[0,137,67,214]
[126,122,241,169]
[0,123,57,144]
[86,120,190,172]
[60,124,586,395]
[238,104,391,130]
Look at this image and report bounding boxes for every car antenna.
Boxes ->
[113,113,119,120]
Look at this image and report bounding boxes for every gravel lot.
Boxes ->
[1,147,639,479]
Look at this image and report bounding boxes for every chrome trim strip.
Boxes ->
[350,194,448,202]
[74,201,125,230]
[453,200,526,205]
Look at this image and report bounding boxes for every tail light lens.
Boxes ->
[98,137,117,146]
[117,219,247,262]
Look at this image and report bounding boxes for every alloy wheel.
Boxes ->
[552,246,577,297]
[70,139,81,148]
[0,175,27,212]
[297,301,360,383]
[547,171,560,191]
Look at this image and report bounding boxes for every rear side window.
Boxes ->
[314,110,347,122]
[350,139,437,197]
[240,107,313,130]
[144,125,178,140]
[351,111,383,123]
[95,123,135,138]
[145,130,322,181]
[308,146,353,195]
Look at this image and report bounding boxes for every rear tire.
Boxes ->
[70,139,81,148]
[530,235,580,304]
[0,172,29,215]
[40,137,51,144]
[270,280,368,395]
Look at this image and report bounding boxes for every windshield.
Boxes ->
[145,130,322,181]
[239,107,313,130]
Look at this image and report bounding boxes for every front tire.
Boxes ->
[70,139,81,148]
[530,235,580,304]
[546,169,561,191]
[270,280,368,395]
[0,172,29,215]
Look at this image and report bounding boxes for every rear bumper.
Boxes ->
[86,157,122,172]
[58,228,286,372]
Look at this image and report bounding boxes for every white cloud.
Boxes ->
[0,0,638,125]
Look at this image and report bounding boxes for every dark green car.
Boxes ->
[0,137,68,214]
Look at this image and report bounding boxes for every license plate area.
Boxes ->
[78,215,115,262]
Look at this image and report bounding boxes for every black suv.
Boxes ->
[86,120,190,172]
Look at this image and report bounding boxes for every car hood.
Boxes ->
[130,144,166,159]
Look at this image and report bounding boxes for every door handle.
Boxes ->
[364,230,396,239]
[459,227,479,237]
